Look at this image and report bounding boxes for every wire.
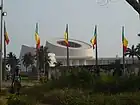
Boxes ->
[96,0,110,6]
[96,0,120,6]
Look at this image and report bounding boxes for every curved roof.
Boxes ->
[46,38,94,59]
[47,38,92,49]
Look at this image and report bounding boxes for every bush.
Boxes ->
[49,68,94,89]
[6,94,35,105]
[40,88,140,105]
[20,68,140,105]
[48,68,140,93]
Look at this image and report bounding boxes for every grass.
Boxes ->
[20,85,140,105]
[3,68,140,105]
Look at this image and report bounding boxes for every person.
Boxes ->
[10,65,21,95]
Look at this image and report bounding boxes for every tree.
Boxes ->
[6,52,19,74]
[44,46,51,72]
[37,46,45,72]
[113,59,122,76]
[136,43,140,57]
[125,45,139,64]
[22,52,34,72]
[2,60,9,80]
[35,45,51,78]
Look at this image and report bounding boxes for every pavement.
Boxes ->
[1,81,36,88]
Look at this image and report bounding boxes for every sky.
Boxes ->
[3,0,140,57]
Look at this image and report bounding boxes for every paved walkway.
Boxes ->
[2,81,36,88]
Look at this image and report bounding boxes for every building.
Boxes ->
[45,38,94,66]
[19,38,139,71]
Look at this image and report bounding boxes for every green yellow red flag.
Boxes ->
[64,24,69,47]
[35,23,40,49]
[122,26,128,52]
[4,21,9,45]
[90,25,97,49]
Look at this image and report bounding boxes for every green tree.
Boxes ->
[136,43,140,59]
[6,52,19,74]
[38,46,44,72]
[112,59,122,76]
[36,45,51,78]
[125,45,139,64]
[22,52,34,72]
[44,46,51,73]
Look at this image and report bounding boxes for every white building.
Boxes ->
[19,38,139,71]
[19,38,94,69]
[45,38,94,66]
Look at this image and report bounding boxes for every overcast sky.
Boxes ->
[3,0,140,57]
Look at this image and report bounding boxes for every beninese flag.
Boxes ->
[64,24,69,47]
[122,26,128,53]
[90,25,97,49]
[4,21,9,45]
[35,23,40,49]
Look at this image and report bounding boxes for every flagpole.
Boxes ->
[3,21,6,80]
[122,26,125,73]
[36,48,39,80]
[0,0,3,90]
[35,23,40,80]
[95,25,99,76]
[66,24,69,69]
[123,45,125,73]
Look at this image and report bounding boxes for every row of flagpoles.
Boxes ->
[4,23,129,74]
[28,23,130,73]
[62,25,128,74]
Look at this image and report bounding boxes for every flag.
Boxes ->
[90,25,97,49]
[35,23,40,49]
[64,24,69,46]
[4,21,9,45]
[122,26,128,53]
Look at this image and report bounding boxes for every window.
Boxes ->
[57,40,81,48]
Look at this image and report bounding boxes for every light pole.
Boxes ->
[0,0,7,90]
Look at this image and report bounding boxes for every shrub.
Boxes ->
[49,67,94,89]
[40,88,140,105]
[49,68,140,93]
[6,94,34,105]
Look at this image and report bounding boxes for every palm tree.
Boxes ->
[38,46,45,72]
[2,60,9,80]
[35,45,51,78]
[6,52,19,74]
[22,52,34,72]
[136,43,140,60]
[125,45,139,64]
[44,46,51,74]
